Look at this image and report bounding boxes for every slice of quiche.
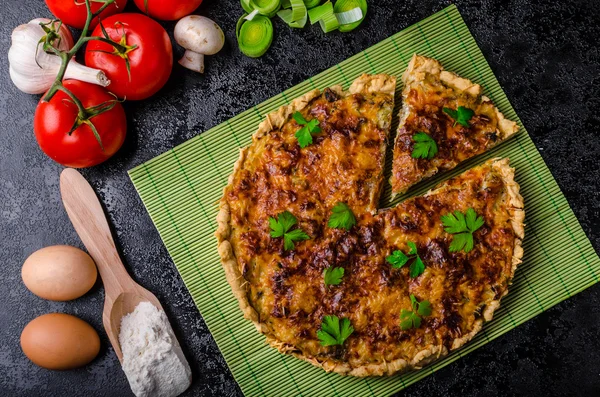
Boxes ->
[390,54,519,195]
[216,73,524,377]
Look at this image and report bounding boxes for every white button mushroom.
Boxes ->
[174,15,225,74]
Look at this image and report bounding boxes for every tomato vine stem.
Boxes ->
[43,0,118,102]
[39,0,125,150]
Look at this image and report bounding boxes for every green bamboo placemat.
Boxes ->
[129,5,600,396]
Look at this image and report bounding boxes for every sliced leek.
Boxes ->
[303,0,321,9]
[308,1,332,24]
[241,0,253,13]
[335,7,363,25]
[252,0,282,17]
[307,1,338,33]
[245,9,260,20]
[242,0,282,17]
[237,0,368,58]
[318,11,339,33]
[277,0,307,29]
[237,14,274,58]
[334,0,367,32]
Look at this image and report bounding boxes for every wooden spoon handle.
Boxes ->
[60,168,134,300]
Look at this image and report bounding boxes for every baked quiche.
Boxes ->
[390,54,519,195]
[216,73,524,376]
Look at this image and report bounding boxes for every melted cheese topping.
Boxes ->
[391,69,512,194]
[224,87,516,374]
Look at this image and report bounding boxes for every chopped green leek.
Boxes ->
[335,7,363,25]
[334,0,367,32]
[307,1,338,32]
[319,11,339,32]
[308,1,332,24]
[242,0,282,17]
[277,0,307,28]
[244,9,260,20]
[303,0,321,8]
[237,0,368,58]
[241,0,253,13]
[254,0,282,17]
[237,14,274,58]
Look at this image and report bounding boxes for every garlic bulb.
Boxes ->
[9,18,110,95]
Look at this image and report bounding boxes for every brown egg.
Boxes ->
[22,245,97,301]
[20,313,100,370]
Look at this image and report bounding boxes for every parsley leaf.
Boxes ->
[440,208,485,253]
[323,266,345,286]
[400,309,420,330]
[443,106,475,127]
[293,112,307,125]
[417,299,432,316]
[386,241,426,277]
[411,132,438,160]
[269,211,310,251]
[410,256,425,278]
[328,202,356,231]
[284,229,311,251]
[269,211,296,237]
[317,315,354,346]
[386,250,409,268]
[293,111,321,148]
[400,294,432,330]
[407,241,418,255]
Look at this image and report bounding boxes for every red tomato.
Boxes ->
[85,13,173,101]
[34,80,127,168]
[133,0,203,21]
[45,0,128,30]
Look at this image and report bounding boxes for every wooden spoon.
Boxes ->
[60,168,164,363]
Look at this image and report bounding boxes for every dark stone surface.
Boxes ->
[1,0,599,396]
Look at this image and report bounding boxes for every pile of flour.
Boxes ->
[119,302,192,397]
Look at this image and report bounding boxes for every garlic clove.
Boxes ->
[9,65,49,95]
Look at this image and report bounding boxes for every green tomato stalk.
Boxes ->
[39,0,127,148]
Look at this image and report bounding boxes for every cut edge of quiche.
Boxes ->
[390,54,520,196]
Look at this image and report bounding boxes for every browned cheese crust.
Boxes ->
[216,72,524,377]
[390,54,520,195]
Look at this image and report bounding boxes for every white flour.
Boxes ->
[119,302,192,397]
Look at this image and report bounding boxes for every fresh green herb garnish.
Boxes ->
[440,208,485,253]
[293,111,321,148]
[323,266,344,286]
[328,202,356,231]
[386,241,425,278]
[399,294,432,330]
[443,106,475,127]
[411,132,438,160]
[317,315,354,346]
[269,211,310,251]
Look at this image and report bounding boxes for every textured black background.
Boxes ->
[1,0,599,396]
